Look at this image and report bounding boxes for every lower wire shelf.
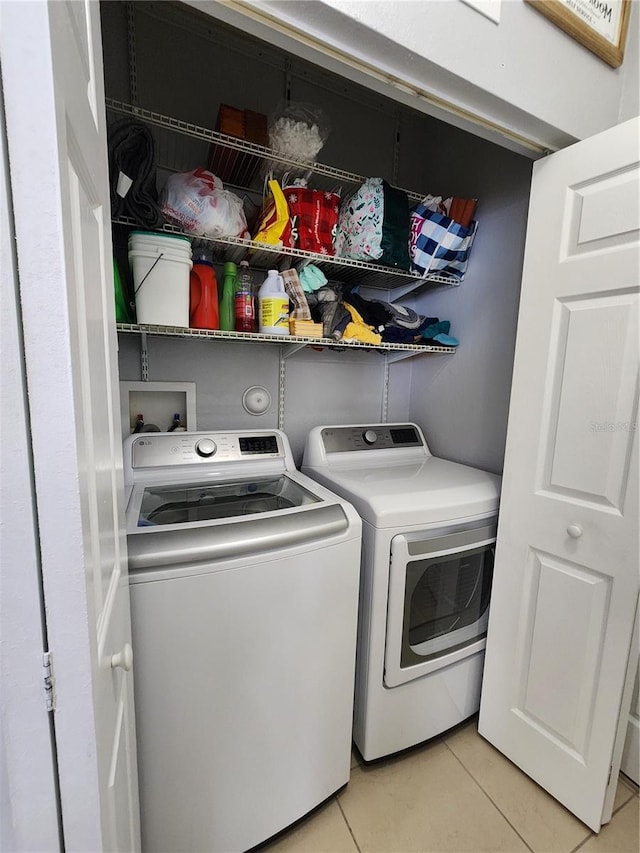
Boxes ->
[116,323,457,355]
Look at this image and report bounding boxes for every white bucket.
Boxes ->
[128,231,192,327]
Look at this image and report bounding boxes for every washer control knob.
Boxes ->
[363,430,378,445]
[195,438,217,458]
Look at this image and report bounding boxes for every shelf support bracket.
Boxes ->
[381,358,390,423]
[126,3,138,107]
[278,341,309,429]
[140,331,149,381]
[386,350,421,364]
[281,342,308,360]
[278,348,286,431]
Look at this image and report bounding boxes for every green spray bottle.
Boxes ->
[219,262,237,331]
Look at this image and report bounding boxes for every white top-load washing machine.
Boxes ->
[302,423,501,762]
[123,429,361,853]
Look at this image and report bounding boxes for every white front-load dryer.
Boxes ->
[302,423,501,761]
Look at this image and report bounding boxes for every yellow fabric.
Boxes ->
[341,302,382,344]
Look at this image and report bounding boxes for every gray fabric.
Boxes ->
[108,119,163,230]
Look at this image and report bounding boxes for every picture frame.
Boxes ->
[525,0,632,68]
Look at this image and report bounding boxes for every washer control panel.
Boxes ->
[129,432,282,469]
[320,425,423,453]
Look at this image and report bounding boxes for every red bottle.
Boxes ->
[190,259,219,330]
[234,260,256,332]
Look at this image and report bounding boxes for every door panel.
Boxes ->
[1,1,140,848]
[518,551,610,755]
[479,117,639,833]
[541,291,637,508]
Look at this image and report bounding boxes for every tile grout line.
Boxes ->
[336,795,363,853]
[570,792,639,853]
[611,781,637,814]
[619,774,640,798]
[441,739,543,853]
[569,772,638,853]
[570,831,593,853]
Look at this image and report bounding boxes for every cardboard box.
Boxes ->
[209,104,268,186]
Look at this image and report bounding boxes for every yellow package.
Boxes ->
[252,179,294,247]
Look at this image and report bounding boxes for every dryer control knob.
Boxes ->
[363,430,378,445]
[195,438,217,457]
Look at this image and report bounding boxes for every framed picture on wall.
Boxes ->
[525,0,632,67]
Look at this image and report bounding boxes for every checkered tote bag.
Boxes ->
[409,203,477,279]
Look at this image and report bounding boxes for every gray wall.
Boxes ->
[394,112,533,473]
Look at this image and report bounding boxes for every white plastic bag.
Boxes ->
[268,101,331,162]
[160,168,249,239]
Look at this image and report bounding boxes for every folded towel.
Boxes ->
[108,119,163,229]
[299,264,328,293]
[281,269,311,319]
[422,320,459,347]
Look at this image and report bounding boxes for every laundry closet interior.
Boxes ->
[101,0,534,471]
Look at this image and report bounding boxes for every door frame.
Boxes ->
[1,2,140,848]
[0,69,61,852]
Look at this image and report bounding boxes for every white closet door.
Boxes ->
[479,116,639,832]
[1,2,140,849]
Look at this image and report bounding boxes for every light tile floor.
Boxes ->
[259,717,639,853]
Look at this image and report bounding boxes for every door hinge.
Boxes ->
[43,651,55,712]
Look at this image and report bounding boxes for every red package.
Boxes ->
[283,185,340,255]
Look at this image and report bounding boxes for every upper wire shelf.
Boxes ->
[105,98,425,202]
[107,99,464,295]
[112,216,459,293]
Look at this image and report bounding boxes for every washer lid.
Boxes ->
[303,456,501,527]
[133,474,320,528]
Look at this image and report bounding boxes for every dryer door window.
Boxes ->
[384,522,496,688]
[403,544,493,666]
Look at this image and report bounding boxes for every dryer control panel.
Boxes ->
[320,424,423,453]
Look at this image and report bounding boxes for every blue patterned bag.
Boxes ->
[409,203,477,279]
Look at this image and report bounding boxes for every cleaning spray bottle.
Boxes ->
[219,262,237,332]
[258,270,290,336]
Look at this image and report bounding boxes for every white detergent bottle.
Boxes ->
[258,269,290,336]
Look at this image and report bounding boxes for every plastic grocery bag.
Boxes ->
[160,168,250,239]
